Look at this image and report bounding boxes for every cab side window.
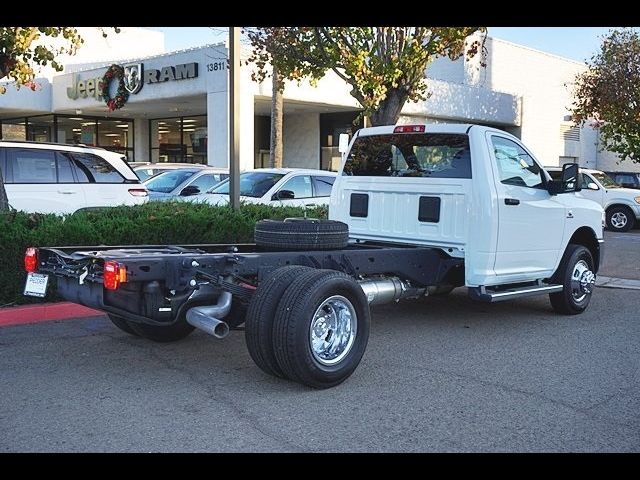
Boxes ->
[491,136,544,189]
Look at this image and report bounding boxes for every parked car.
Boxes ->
[605,171,640,190]
[547,167,640,232]
[0,140,147,214]
[143,167,229,200]
[185,168,337,207]
[133,162,210,181]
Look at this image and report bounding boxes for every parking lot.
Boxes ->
[1,230,638,452]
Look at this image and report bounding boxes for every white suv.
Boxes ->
[547,167,640,232]
[0,141,148,214]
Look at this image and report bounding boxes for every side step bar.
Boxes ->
[468,282,563,303]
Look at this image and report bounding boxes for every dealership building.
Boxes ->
[1,27,636,174]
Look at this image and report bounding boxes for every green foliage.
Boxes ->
[246,27,486,125]
[0,27,120,94]
[571,28,640,163]
[0,202,327,306]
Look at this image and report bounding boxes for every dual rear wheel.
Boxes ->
[245,266,371,389]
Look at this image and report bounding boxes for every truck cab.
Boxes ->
[330,124,604,288]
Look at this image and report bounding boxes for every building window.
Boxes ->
[0,115,134,161]
[150,115,207,164]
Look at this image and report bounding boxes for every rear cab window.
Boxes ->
[343,133,471,178]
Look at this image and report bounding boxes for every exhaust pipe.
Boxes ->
[186,291,232,339]
[358,277,426,305]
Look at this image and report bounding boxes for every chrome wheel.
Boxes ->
[570,259,595,302]
[309,295,357,366]
[611,212,628,229]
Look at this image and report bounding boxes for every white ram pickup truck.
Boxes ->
[24,123,604,389]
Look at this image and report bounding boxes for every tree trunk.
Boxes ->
[269,66,284,168]
[0,170,9,211]
[369,88,409,126]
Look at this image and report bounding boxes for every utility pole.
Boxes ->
[229,27,241,211]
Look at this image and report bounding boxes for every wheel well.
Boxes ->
[568,227,600,273]
[606,204,633,214]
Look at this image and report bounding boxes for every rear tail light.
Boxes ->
[128,188,148,197]
[103,261,127,290]
[393,125,426,133]
[24,247,38,273]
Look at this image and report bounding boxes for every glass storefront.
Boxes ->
[149,115,207,164]
[0,114,134,161]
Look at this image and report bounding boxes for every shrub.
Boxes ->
[0,202,327,306]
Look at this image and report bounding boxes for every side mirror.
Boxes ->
[548,163,580,195]
[338,133,350,154]
[180,185,200,196]
[587,182,599,190]
[272,189,295,200]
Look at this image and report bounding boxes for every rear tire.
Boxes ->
[273,269,370,389]
[244,265,316,378]
[107,314,139,336]
[255,219,349,251]
[128,318,195,342]
[549,244,596,315]
[606,206,635,232]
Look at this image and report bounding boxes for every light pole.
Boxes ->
[229,27,241,211]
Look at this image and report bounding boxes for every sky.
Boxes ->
[148,27,618,64]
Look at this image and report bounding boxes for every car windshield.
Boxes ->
[144,170,198,193]
[209,172,285,197]
[592,172,620,188]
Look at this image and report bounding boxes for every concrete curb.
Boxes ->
[596,276,640,291]
[0,302,103,327]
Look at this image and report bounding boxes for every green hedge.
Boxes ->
[0,202,327,306]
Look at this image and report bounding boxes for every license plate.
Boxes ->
[24,273,49,298]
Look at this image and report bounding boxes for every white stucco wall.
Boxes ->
[283,113,320,169]
[480,37,587,164]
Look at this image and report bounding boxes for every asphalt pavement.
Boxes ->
[0,230,638,452]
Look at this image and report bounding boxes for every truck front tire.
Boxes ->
[272,269,371,389]
[549,244,596,315]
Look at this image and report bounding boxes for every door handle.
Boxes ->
[57,190,78,194]
[305,204,315,207]
[504,198,520,206]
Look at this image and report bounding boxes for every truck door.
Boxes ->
[488,134,565,280]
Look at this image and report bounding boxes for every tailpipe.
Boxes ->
[358,277,425,305]
[186,291,232,339]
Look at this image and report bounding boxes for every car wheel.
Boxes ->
[606,206,635,232]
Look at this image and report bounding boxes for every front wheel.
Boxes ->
[549,244,596,315]
[273,269,370,389]
[606,206,635,232]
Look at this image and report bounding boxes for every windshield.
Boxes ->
[144,170,197,193]
[343,133,471,178]
[209,172,285,197]
[592,172,620,188]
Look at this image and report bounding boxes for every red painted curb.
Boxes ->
[0,302,103,327]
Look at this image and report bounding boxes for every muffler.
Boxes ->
[186,291,232,339]
[358,277,426,305]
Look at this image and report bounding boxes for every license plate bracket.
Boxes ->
[24,273,49,298]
